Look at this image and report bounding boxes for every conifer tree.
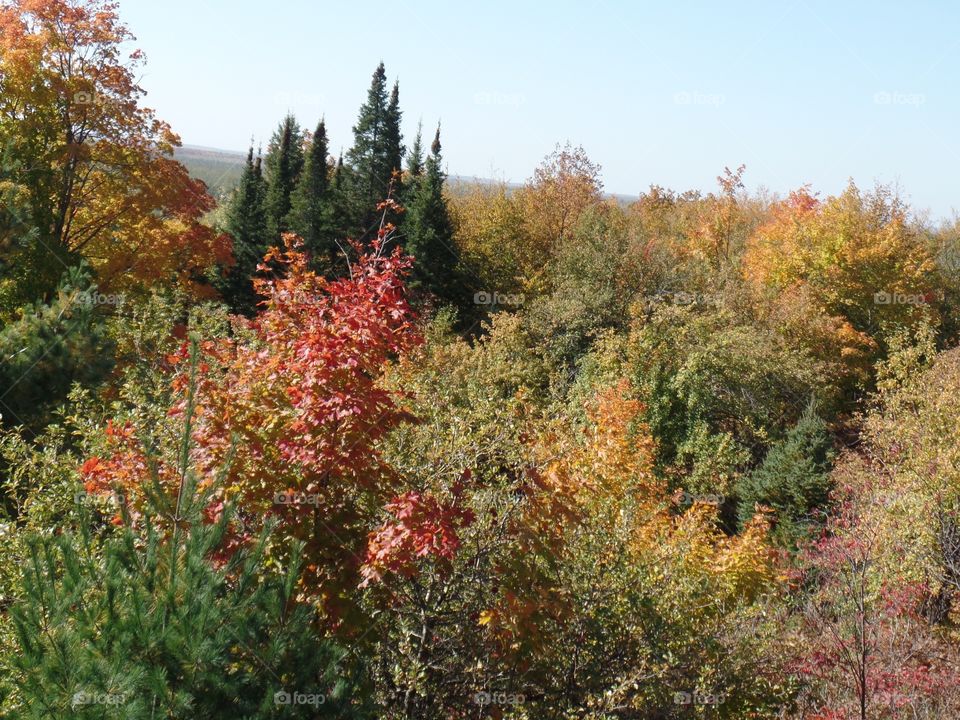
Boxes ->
[0,264,113,432]
[402,120,424,206]
[220,145,268,314]
[736,401,834,545]
[403,124,461,307]
[384,81,404,192]
[345,63,402,238]
[287,119,335,269]
[264,114,305,240]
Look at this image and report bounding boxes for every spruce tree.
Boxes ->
[403,124,461,307]
[220,145,268,314]
[401,121,424,207]
[384,81,404,193]
[735,401,834,546]
[287,119,335,269]
[264,114,304,240]
[345,63,403,238]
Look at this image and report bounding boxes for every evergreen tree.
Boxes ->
[0,263,114,432]
[401,120,424,207]
[220,145,268,314]
[384,81,404,193]
[264,114,305,240]
[345,63,403,238]
[287,119,335,269]
[735,401,834,545]
[403,124,461,307]
[9,348,369,719]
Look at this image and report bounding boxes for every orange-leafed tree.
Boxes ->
[0,0,229,301]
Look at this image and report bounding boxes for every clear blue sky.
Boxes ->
[120,0,959,219]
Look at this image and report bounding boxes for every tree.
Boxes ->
[0,0,228,296]
[514,143,604,292]
[10,354,368,719]
[736,401,834,546]
[264,113,305,240]
[403,124,460,307]
[0,264,113,433]
[384,80,404,196]
[220,145,268,313]
[287,119,335,271]
[345,63,401,238]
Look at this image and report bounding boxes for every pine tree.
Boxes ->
[287,118,335,269]
[403,124,461,307]
[735,401,834,545]
[9,347,370,719]
[264,114,305,240]
[220,145,268,314]
[345,63,403,238]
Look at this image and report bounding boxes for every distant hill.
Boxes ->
[174,145,247,199]
[174,144,638,205]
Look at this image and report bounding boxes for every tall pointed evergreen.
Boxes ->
[220,145,268,314]
[402,120,425,206]
[385,80,404,188]
[404,123,461,306]
[264,114,304,240]
[287,118,334,268]
[346,63,402,238]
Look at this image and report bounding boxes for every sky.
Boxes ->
[119,0,960,219]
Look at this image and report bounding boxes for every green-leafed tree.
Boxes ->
[403,124,461,308]
[264,114,305,240]
[220,146,268,314]
[735,401,834,545]
[287,119,335,270]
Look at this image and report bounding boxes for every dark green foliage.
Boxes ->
[345,63,402,238]
[384,81,404,196]
[264,114,305,240]
[735,402,834,545]
[8,354,368,719]
[0,264,113,432]
[0,148,73,317]
[403,125,462,308]
[220,146,269,314]
[287,119,336,271]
